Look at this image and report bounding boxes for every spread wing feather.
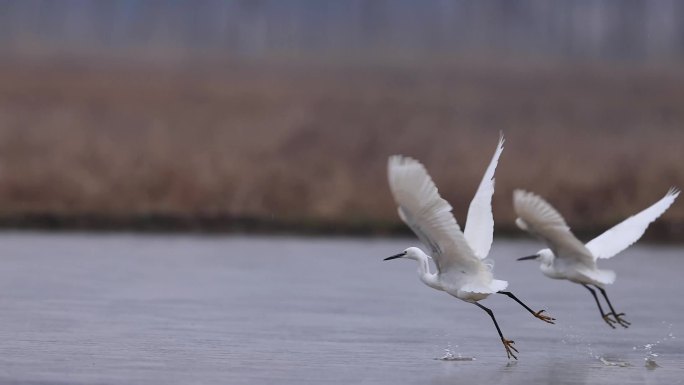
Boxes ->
[464,134,504,259]
[513,190,595,268]
[586,188,679,259]
[388,156,480,274]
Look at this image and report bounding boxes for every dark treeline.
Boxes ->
[0,0,683,64]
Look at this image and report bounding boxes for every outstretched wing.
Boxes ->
[388,155,480,274]
[513,190,595,267]
[464,134,504,259]
[585,188,680,260]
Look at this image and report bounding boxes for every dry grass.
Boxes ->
[0,61,682,238]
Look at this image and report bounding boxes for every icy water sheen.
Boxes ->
[0,233,682,384]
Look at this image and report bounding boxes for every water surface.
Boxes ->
[0,233,681,384]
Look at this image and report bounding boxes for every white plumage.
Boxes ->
[387,137,506,298]
[384,136,554,360]
[514,188,679,328]
[464,135,505,260]
[585,187,680,260]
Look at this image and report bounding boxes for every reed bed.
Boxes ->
[0,61,682,238]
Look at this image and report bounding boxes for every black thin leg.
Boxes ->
[474,302,518,360]
[582,284,616,328]
[498,291,555,324]
[475,302,506,340]
[594,285,631,328]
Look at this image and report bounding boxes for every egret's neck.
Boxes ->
[538,249,559,278]
[538,249,555,267]
[415,252,441,291]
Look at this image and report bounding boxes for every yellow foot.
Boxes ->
[602,314,617,329]
[534,310,556,324]
[613,313,630,328]
[502,338,518,360]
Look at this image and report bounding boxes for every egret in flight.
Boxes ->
[385,137,554,360]
[514,188,679,328]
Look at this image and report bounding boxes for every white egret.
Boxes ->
[514,188,680,328]
[385,137,554,360]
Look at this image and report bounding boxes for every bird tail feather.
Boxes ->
[578,267,616,285]
[461,279,508,294]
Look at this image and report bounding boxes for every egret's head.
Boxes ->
[517,249,554,265]
[384,247,424,261]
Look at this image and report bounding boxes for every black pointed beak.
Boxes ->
[384,252,406,261]
[517,255,537,261]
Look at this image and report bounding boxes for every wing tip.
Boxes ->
[388,154,421,168]
[388,155,421,179]
[667,186,681,199]
[387,154,404,167]
[513,189,528,198]
[513,189,536,207]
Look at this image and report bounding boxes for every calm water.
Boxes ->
[0,233,682,384]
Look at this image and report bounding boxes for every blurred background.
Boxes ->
[0,0,683,239]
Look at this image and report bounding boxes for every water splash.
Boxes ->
[586,343,600,361]
[435,343,475,361]
[598,357,631,367]
[561,326,602,360]
[562,325,630,366]
[644,357,659,370]
[632,322,675,369]
[561,325,597,358]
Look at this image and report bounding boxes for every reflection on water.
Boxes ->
[0,233,681,384]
